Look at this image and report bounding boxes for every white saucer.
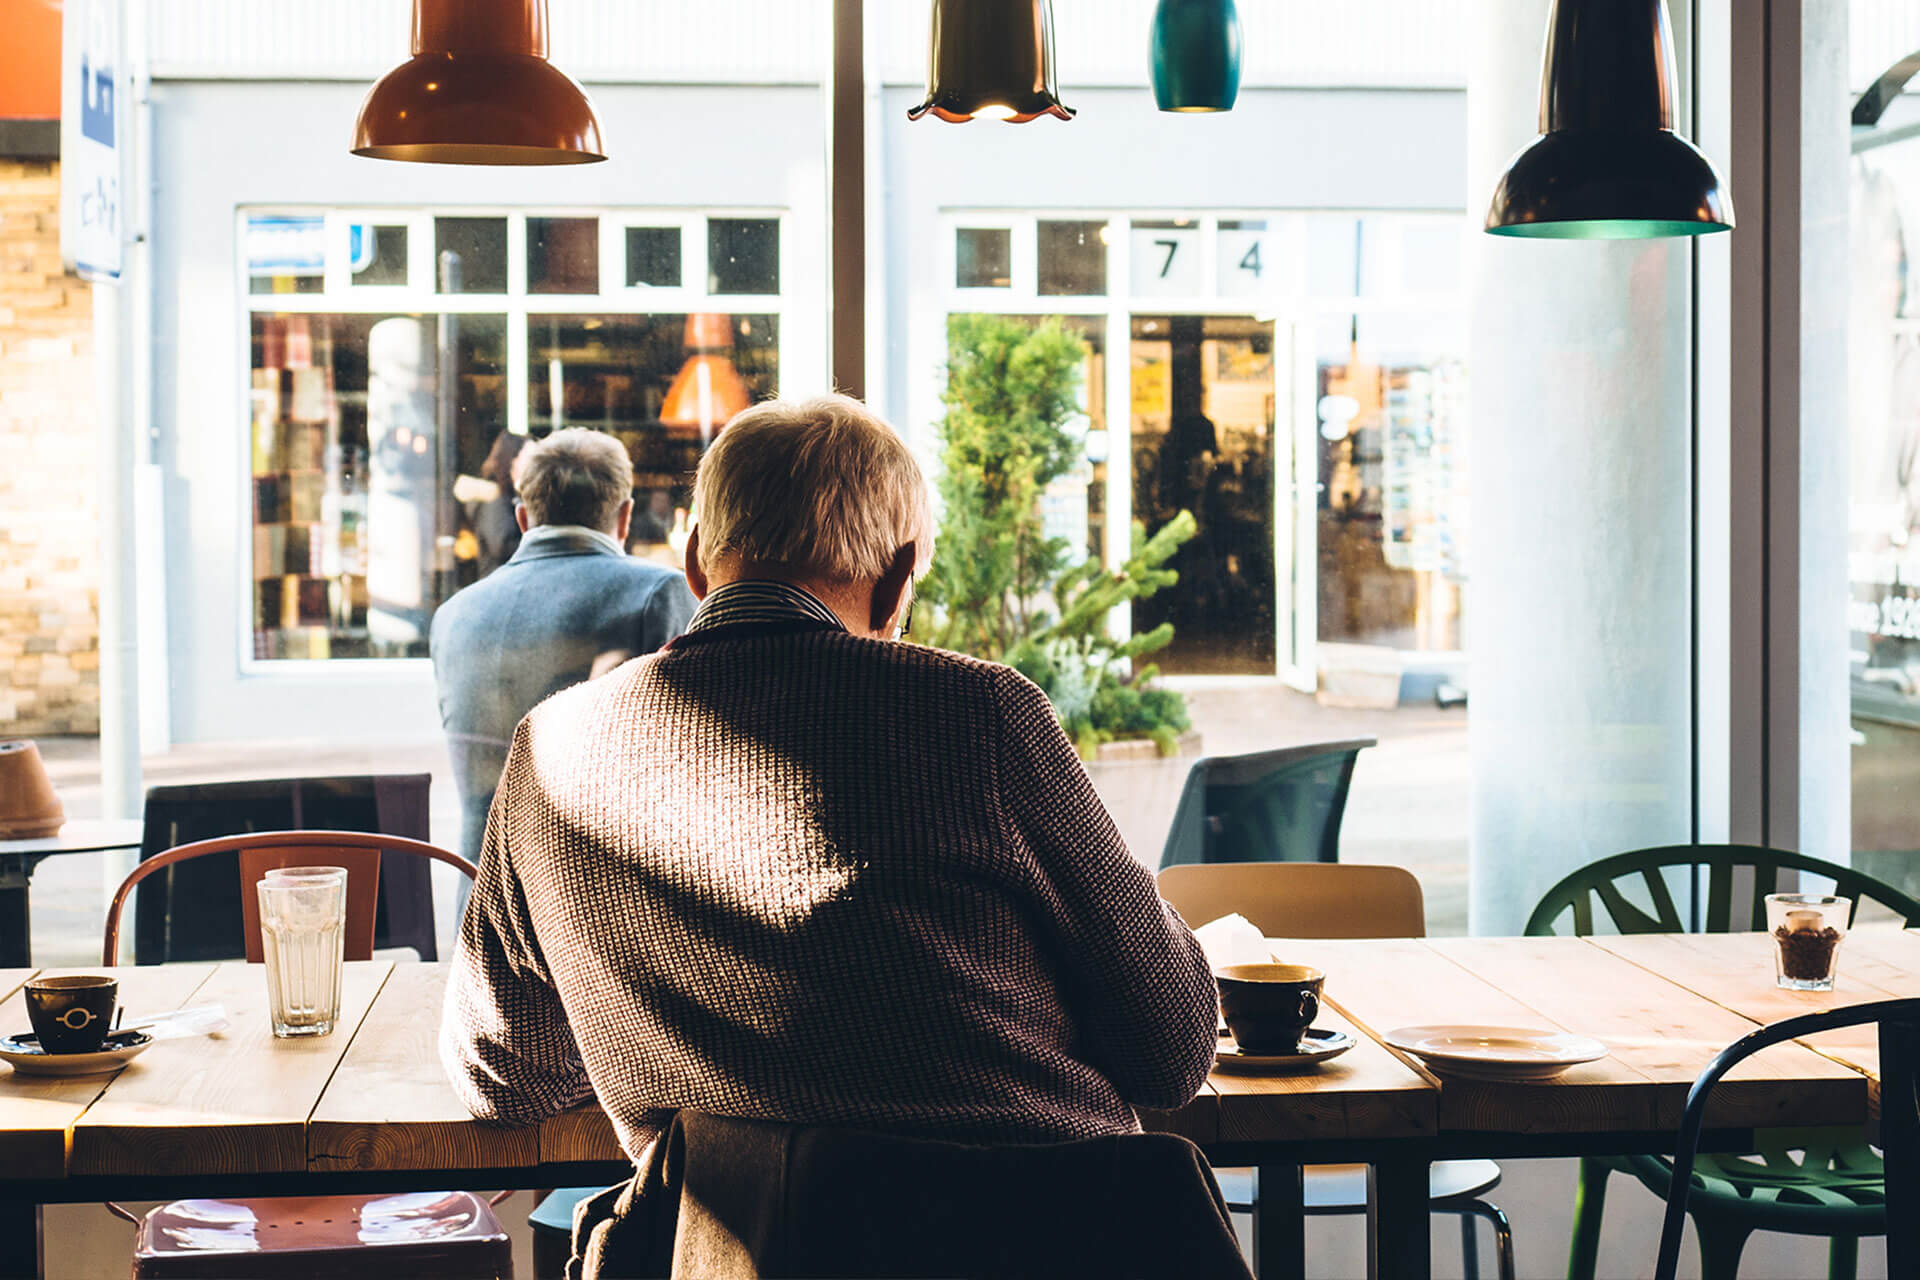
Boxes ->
[1214,1027,1355,1074]
[1382,1024,1607,1083]
[0,1030,153,1077]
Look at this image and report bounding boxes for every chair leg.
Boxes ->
[1693,1214,1751,1280]
[1460,1213,1480,1280]
[1566,1156,1610,1280]
[1827,1234,1858,1280]
[1450,1200,1513,1280]
[0,1200,39,1280]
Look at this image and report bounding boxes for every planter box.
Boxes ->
[1315,642,1404,710]
[1083,732,1202,871]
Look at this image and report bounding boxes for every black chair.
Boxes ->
[133,774,438,964]
[1157,739,1375,869]
[1654,999,1920,1280]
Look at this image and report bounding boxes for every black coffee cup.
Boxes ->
[1217,963,1323,1054]
[25,975,119,1055]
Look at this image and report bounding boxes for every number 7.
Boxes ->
[1155,239,1179,279]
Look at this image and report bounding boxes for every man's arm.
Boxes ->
[640,572,699,650]
[991,667,1219,1111]
[439,742,595,1125]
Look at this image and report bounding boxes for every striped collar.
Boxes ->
[685,580,848,635]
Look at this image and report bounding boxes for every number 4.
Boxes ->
[1239,241,1262,279]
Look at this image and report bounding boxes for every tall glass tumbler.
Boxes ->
[256,867,347,1037]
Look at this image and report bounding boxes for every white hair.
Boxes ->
[692,395,933,582]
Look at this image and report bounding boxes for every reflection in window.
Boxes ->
[708,218,780,295]
[527,313,780,556]
[350,225,409,287]
[246,214,325,295]
[1314,313,1466,652]
[1038,220,1109,296]
[249,312,509,660]
[528,217,600,294]
[956,228,1012,289]
[626,226,683,288]
[434,217,508,294]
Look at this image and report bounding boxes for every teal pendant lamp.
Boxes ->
[1150,0,1241,113]
[1486,0,1732,239]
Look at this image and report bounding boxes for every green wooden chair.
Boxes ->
[1525,844,1920,1280]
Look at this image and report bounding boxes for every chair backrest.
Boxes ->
[135,774,435,963]
[104,830,475,966]
[1524,844,1920,937]
[1157,862,1426,939]
[1157,739,1376,870]
[1653,999,1920,1280]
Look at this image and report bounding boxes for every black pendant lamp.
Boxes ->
[1486,0,1732,239]
[909,0,1074,123]
[1149,0,1241,113]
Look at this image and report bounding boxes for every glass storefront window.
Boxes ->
[956,228,1013,289]
[249,312,508,660]
[1037,220,1110,297]
[243,208,788,661]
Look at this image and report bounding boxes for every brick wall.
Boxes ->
[0,159,99,736]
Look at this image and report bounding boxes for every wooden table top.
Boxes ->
[2,932,1913,1184]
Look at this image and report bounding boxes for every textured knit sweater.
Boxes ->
[440,614,1219,1157]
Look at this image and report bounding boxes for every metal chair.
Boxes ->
[1653,999,1920,1280]
[134,775,441,963]
[1157,740,1375,869]
[1157,861,1514,1280]
[101,830,513,1279]
[1527,844,1920,1280]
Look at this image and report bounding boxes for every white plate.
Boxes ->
[1214,1027,1355,1074]
[1382,1024,1607,1083]
[0,1030,153,1077]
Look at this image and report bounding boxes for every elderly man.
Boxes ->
[429,427,697,878]
[441,395,1217,1156]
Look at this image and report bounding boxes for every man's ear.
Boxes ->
[870,542,917,636]
[613,497,634,545]
[684,526,709,599]
[515,503,531,534]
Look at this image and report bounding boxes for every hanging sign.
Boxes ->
[60,0,124,281]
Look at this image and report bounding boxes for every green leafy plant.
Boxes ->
[919,314,1198,757]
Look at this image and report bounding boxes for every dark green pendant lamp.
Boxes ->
[1150,0,1241,113]
[1486,0,1733,239]
[909,0,1074,122]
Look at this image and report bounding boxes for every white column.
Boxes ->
[1467,0,1697,933]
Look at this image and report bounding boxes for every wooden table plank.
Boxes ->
[1208,1002,1435,1145]
[69,961,392,1177]
[309,963,540,1174]
[1276,937,1667,1134]
[1433,937,1863,1130]
[0,965,217,1180]
[540,1102,628,1165]
[1589,931,1914,1086]
[0,972,35,1005]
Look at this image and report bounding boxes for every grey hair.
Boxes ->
[691,395,933,582]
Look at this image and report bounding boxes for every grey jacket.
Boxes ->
[429,529,698,865]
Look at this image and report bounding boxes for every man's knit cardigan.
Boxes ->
[440,616,1220,1157]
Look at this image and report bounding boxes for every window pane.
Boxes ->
[625,226,683,288]
[249,311,508,660]
[956,227,1012,289]
[1037,220,1108,296]
[350,224,409,287]
[526,312,780,554]
[246,214,325,295]
[707,218,780,295]
[528,216,600,294]
[435,217,508,294]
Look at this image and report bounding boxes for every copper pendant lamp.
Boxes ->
[352,0,606,165]
[909,0,1074,123]
[1485,0,1731,238]
[660,314,752,445]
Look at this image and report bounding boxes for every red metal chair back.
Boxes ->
[103,830,475,966]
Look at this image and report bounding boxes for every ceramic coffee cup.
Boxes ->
[25,975,119,1055]
[1216,963,1324,1054]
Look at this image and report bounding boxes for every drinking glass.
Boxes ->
[256,867,347,1037]
[1766,892,1851,992]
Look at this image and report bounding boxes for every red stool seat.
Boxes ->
[132,1192,512,1278]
